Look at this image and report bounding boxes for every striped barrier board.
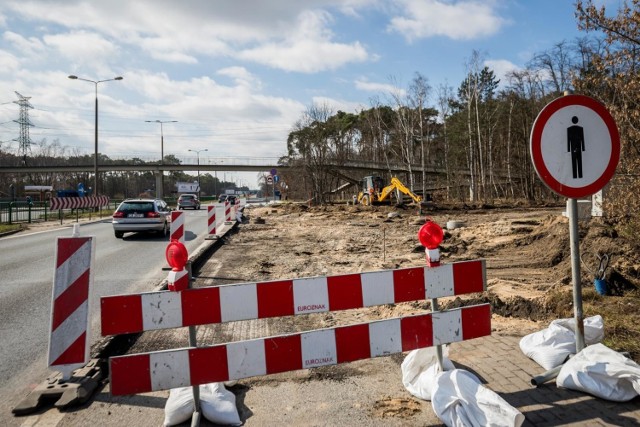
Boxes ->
[224,200,232,222]
[49,235,95,378]
[50,196,109,210]
[207,205,216,235]
[170,210,184,243]
[101,260,485,335]
[102,258,490,396]
[109,304,490,395]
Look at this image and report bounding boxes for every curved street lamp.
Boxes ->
[188,148,208,193]
[68,75,123,197]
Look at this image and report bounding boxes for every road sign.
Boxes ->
[266,175,273,184]
[530,94,620,198]
[270,168,277,176]
[274,175,279,183]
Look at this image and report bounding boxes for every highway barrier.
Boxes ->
[101,259,490,396]
[170,210,185,243]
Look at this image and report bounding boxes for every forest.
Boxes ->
[280,1,640,234]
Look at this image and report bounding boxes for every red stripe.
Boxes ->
[393,267,425,303]
[453,261,485,295]
[461,304,492,340]
[110,354,151,396]
[189,346,229,385]
[335,323,370,363]
[401,314,433,351]
[327,274,363,311]
[257,280,294,318]
[265,335,302,374]
[101,294,143,335]
[52,269,90,330]
[171,224,184,240]
[56,237,90,268]
[51,332,86,365]
[182,287,221,326]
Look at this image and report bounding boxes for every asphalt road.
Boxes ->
[0,205,221,424]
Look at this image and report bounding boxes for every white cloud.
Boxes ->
[388,0,506,41]
[355,78,406,97]
[312,95,365,114]
[484,59,520,86]
[44,31,120,71]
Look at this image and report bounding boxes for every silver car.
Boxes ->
[112,198,171,238]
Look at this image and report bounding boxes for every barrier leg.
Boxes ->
[186,262,201,426]
[431,298,444,371]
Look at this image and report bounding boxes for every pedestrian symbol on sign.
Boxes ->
[567,116,585,179]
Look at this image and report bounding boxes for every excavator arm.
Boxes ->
[388,177,422,204]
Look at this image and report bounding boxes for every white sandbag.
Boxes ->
[402,346,455,401]
[200,382,242,426]
[557,343,640,402]
[519,315,604,370]
[553,315,604,345]
[432,369,525,427]
[163,383,241,426]
[164,386,196,427]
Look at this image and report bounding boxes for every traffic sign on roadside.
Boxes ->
[270,168,277,176]
[530,94,620,199]
[266,175,273,184]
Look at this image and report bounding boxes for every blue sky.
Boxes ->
[0,0,615,187]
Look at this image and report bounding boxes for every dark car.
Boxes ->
[178,194,200,210]
[218,194,228,203]
[225,195,237,205]
[112,198,171,238]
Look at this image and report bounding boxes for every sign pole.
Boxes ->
[568,198,585,352]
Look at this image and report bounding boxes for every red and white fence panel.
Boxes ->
[102,260,485,335]
[50,196,109,210]
[49,235,96,379]
[109,305,490,395]
[101,259,489,395]
[207,205,216,236]
[224,200,232,222]
[170,211,185,243]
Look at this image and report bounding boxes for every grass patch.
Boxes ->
[0,223,22,234]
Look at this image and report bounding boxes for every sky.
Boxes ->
[0,0,619,188]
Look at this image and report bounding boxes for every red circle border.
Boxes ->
[530,94,620,198]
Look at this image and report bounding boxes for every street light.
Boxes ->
[68,74,123,197]
[146,120,177,199]
[145,119,177,164]
[188,148,208,194]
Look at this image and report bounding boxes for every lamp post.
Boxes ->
[145,119,177,164]
[68,75,123,197]
[188,148,208,194]
[146,120,177,199]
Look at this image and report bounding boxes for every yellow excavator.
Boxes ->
[357,176,422,206]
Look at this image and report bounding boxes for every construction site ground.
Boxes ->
[20,202,640,426]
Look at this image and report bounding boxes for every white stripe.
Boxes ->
[369,318,402,357]
[49,301,89,366]
[220,283,258,322]
[301,329,336,368]
[141,292,183,331]
[293,277,329,314]
[53,239,92,299]
[150,349,191,391]
[432,308,463,345]
[227,339,266,380]
[424,264,454,298]
[361,270,394,306]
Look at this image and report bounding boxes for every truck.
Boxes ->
[357,176,422,206]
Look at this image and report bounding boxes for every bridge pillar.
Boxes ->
[155,171,163,199]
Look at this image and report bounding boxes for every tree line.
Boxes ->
[281,1,640,218]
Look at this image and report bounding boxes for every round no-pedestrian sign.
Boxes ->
[530,94,620,198]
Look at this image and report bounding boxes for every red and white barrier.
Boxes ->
[49,233,95,379]
[109,304,490,395]
[50,195,109,210]
[224,200,232,222]
[207,205,216,236]
[101,260,485,335]
[170,211,185,243]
